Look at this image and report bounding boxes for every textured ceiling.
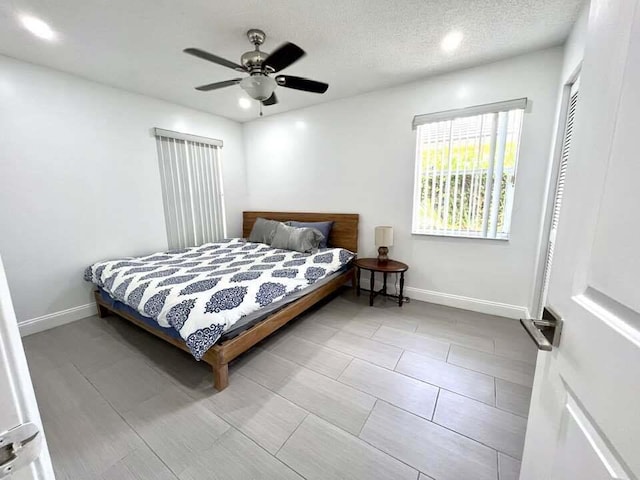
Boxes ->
[0,0,584,122]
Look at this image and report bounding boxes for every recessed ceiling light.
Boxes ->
[441,30,463,53]
[295,120,306,130]
[238,97,252,109]
[20,15,56,41]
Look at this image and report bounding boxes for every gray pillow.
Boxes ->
[248,217,279,245]
[271,223,324,253]
[286,221,334,248]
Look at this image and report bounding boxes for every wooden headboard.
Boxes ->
[243,211,359,253]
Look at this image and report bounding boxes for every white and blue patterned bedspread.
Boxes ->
[84,239,354,360]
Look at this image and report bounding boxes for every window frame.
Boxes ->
[410,99,526,240]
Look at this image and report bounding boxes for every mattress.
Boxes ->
[85,238,354,359]
[96,266,348,343]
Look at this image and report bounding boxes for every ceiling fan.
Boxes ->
[184,29,329,110]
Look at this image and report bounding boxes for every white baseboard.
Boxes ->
[16,286,527,337]
[403,286,529,319]
[19,303,97,337]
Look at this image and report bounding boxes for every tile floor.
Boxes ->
[22,288,537,480]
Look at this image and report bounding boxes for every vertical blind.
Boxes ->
[539,84,579,313]
[154,128,226,249]
[411,99,526,239]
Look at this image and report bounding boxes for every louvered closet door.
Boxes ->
[539,81,579,314]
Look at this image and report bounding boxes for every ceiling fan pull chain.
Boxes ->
[259,103,263,117]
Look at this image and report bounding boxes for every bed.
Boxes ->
[87,211,358,391]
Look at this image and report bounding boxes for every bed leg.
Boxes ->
[96,302,110,318]
[212,363,229,391]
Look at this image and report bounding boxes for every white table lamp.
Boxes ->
[375,226,394,263]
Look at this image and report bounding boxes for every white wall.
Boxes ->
[0,44,569,326]
[243,48,564,317]
[0,55,247,329]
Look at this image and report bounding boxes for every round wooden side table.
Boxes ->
[354,258,409,307]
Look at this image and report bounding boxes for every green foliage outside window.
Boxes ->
[417,139,518,233]
[419,140,519,171]
[418,172,511,233]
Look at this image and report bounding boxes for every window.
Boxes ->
[154,128,226,249]
[411,99,526,239]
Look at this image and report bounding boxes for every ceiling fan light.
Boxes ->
[240,75,276,101]
[238,97,252,109]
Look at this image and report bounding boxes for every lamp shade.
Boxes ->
[375,226,394,247]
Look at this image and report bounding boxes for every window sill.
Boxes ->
[411,230,510,241]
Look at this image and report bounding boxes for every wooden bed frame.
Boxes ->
[94,211,359,391]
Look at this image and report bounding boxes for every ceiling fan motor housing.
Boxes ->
[241,50,269,71]
[240,75,276,101]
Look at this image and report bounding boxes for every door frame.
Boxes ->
[530,63,582,318]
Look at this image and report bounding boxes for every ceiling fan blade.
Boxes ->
[263,42,305,72]
[275,75,329,94]
[262,92,278,106]
[184,48,246,72]
[194,79,242,91]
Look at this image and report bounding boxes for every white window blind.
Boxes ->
[154,128,226,249]
[411,99,526,239]
[539,84,579,312]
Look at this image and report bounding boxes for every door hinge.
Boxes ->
[0,423,41,478]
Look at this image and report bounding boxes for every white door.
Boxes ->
[520,0,640,479]
[0,255,54,479]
